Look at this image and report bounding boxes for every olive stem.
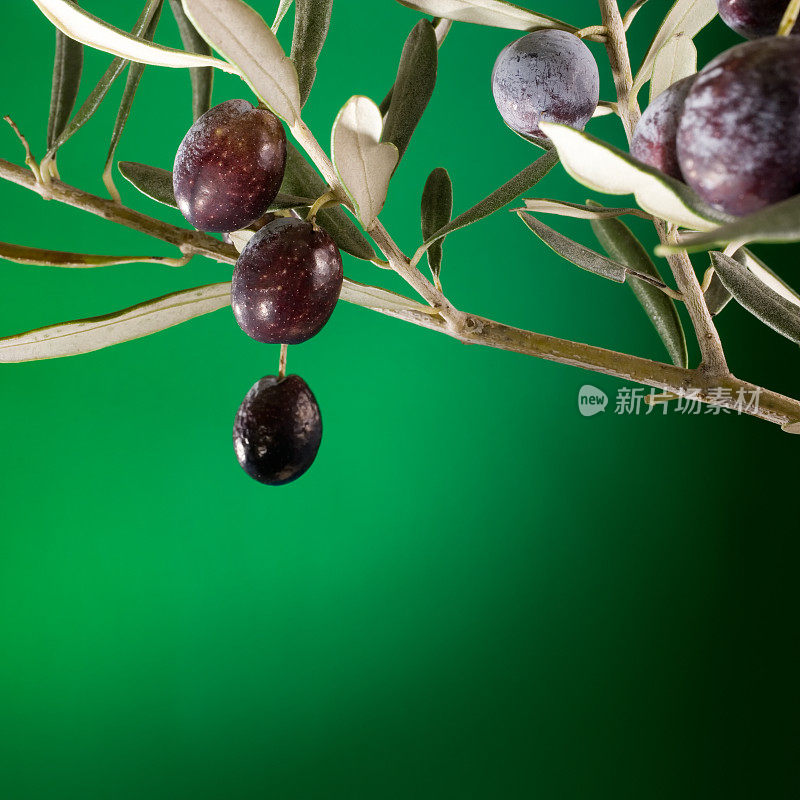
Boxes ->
[598,0,729,377]
[278,343,288,379]
[778,0,800,35]
[1,155,798,429]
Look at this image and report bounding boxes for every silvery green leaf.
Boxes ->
[119,161,177,206]
[382,20,437,162]
[632,0,716,98]
[518,212,627,282]
[710,251,800,345]
[664,193,800,253]
[0,240,178,269]
[282,144,377,261]
[540,122,730,231]
[704,269,732,317]
[168,0,214,120]
[183,0,301,124]
[421,167,453,283]
[395,0,577,33]
[118,159,315,212]
[522,198,653,221]
[290,0,333,107]
[736,248,800,309]
[340,278,437,315]
[649,33,697,102]
[272,0,294,33]
[589,203,687,367]
[31,0,234,71]
[228,230,254,253]
[103,3,164,200]
[331,95,399,228]
[48,0,164,154]
[47,31,84,150]
[421,148,558,251]
[0,282,231,363]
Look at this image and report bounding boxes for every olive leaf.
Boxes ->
[48,0,164,156]
[0,282,231,363]
[168,0,214,120]
[0,240,181,269]
[631,0,716,98]
[418,148,559,254]
[381,20,437,162]
[118,160,315,212]
[649,32,696,102]
[704,269,732,317]
[282,144,377,261]
[395,0,578,33]
[183,0,301,124]
[103,3,164,201]
[271,0,294,33]
[290,0,333,107]
[331,96,399,229]
[589,203,687,367]
[518,212,627,282]
[736,248,800,308]
[421,167,453,284]
[340,278,438,316]
[30,0,234,71]
[540,122,731,231]
[662,193,800,253]
[521,198,653,221]
[710,251,800,345]
[47,30,84,151]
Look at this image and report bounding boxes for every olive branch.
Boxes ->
[3,0,800,434]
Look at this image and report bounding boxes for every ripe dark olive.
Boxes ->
[491,30,599,139]
[233,374,322,486]
[173,99,286,232]
[676,37,800,216]
[231,217,343,344]
[630,75,696,181]
[717,0,800,39]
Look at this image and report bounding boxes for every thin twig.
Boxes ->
[778,0,800,35]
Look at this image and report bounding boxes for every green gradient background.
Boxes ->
[1,2,798,797]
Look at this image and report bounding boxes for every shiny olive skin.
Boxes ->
[231,217,343,345]
[173,99,286,232]
[717,0,800,39]
[631,75,696,181]
[676,37,800,216]
[233,375,322,486]
[491,30,599,139]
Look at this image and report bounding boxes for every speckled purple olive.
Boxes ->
[631,75,697,180]
[491,30,599,139]
[231,217,343,344]
[717,0,800,39]
[676,37,800,216]
[233,374,322,485]
[173,99,286,232]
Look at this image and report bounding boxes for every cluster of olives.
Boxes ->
[491,2,800,219]
[633,0,800,217]
[173,99,343,485]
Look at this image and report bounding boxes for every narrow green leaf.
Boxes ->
[589,203,688,368]
[421,148,559,251]
[522,198,653,221]
[0,240,179,269]
[421,168,452,283]
[0,282,231,363]
[395,0,578,33]
[282,143,377,261]
[272,0,294,33]
[381,20,437,162]
[710,251,800,345]
[49,0,163,155]
[705,265,732,317]
[168,0,214,120]
[103,2,164,200]
[518,212,627,282]
[664,193,800,253]
[649,33,696,102]
[290,0,333,107]
[47,30,84,150]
